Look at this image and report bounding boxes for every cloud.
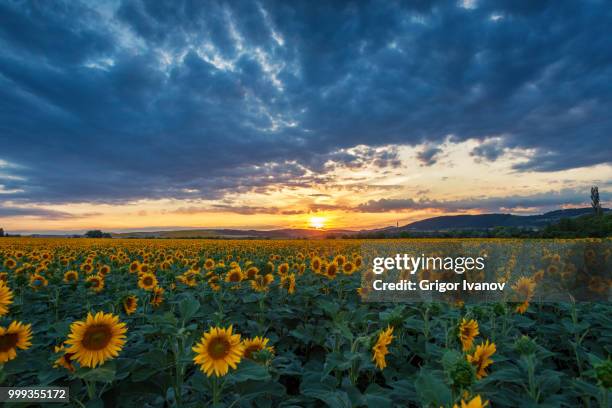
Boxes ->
[0,0,610,205]
[0,206,78,219]
[355,188,599,213]
[170,204,284,215]
[470,138,506,162]
[417,146,443,166]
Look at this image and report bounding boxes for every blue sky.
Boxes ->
[0,0,610,232]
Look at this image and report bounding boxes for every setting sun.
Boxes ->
[309,216,326,229]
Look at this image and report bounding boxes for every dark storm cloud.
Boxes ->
[470,138,506,162]
[1,0,611,204]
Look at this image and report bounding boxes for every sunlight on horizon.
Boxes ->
[309,216,326,229]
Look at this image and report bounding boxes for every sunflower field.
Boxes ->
[0,238,610,407]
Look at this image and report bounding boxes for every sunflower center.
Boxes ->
[244,345,261,359]
[229,273,241,282]
[82,324,113,350]
[144,277,153,285]
[207,337,230,359]
[0,333,19,352]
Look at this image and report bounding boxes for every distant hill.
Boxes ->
[397,207,608,232]
[111,228,353,239]
[27,207,605,239]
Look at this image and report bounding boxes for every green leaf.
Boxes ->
[317,299,340,316]
[229,360,271,382]
[302,388,351,408]
[364,384,393,408]
[415,369,451,407]
[403,317,425,332]
[538,369,562,394]
[178,295,200,321]
[300,373,351,408]
[86,399,105,408]
[233,380,285,400]
[74,361,117,383]
[479,366,523,384]
[323,352,354,376]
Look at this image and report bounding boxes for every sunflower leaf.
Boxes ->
[178,295,200,322]
[228,360,271,383]
[74,361,117,383]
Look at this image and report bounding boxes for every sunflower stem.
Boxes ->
[85,380,96,401]
[173,333,184,407]
[212,375,224,405]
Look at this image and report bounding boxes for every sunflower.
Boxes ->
[208,275,221,291]
[242,336,274,360]
[123,295,138,315]
[225,268,244,283]
[138,272,158,291]
[245,266,259,279]
[137,263,151,274]
[0,272,8,283]
[342,261,356,275]
[467,340,496,379]
[334,255,346,266]
[532,269,545,283]
[280,273,296,294]
[53,344,76,372]
[3,258,17,270]
[325,262,338,279]
[29,273,48,290]
[459,319,479,351]
[251,273,274,292]
[372,325,394,370]
[0,321,32,363]
[515,301,529,314]
[65,311,127,368]
[192,326,244,377]
[151,286,165,307]
[86,275,105,292]
[311,256,322,273]
[453,395,489,408]
[178,271,198,287]
[354,255,363,268]
[512,276,536,300]
[129,261,140,274]
[63,270,79,284]
[278,263,289,276]
[512,276,536,314]
[81,263,93,274]
[0,281,14,316]
[588,276,608,294]
[204,258,215,270]
[98,265,111,276]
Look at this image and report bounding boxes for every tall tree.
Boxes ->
[0,228,4,237]
[591,186,602,216]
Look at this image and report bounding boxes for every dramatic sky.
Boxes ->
[1,0,611,233]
